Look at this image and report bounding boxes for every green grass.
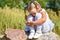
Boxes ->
[0,7,26,35]
[47,9,60,36]
[0,7,60,36]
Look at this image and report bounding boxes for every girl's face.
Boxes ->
[29,8,37,16]
[36,6,41,12]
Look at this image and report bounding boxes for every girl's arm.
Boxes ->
[33,11,46,25]
[26,15,34,27]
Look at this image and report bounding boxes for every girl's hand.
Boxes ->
[30,21,35,26]
[26,21,30,26]
[26,21,35,27]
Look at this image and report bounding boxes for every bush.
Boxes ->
[38,0,47,8]
[0,0,25,9]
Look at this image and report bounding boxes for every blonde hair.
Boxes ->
[27,1,41,11]
[33,1,41,8]
[28,2,36,11]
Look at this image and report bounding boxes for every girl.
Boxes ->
[25,1,54,39]
[26,3,42,39]
[32,1,54,32]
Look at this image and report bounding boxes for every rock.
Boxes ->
[5,29,27,40]
[4,29,60,40]
[28,32,60,40]
[0,35,5,38]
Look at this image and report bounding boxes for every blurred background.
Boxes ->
[0,0,60,36]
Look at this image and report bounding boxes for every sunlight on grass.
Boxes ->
[0,7,60,36]
[0,7,26,35]
[47,9,60,36]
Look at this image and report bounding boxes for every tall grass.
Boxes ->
[0,7,60,36]
[0,7,26,35]
[47,9,60,36]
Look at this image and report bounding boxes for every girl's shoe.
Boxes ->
[34,33,42,39]
[28,32,35,39]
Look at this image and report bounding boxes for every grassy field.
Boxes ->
[0,7,60,36]
[47,9,60,36]
[0,7,26,35]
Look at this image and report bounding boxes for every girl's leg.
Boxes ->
[25,25,30,35]
[42,22,50,33]
[48,20,54,31]
[28,26,35,39]
[25,25,30,31]
[34,25,42,38]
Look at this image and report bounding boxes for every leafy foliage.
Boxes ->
[37,0,47,8]
[0,0,25,9]
[47,0,60,10]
